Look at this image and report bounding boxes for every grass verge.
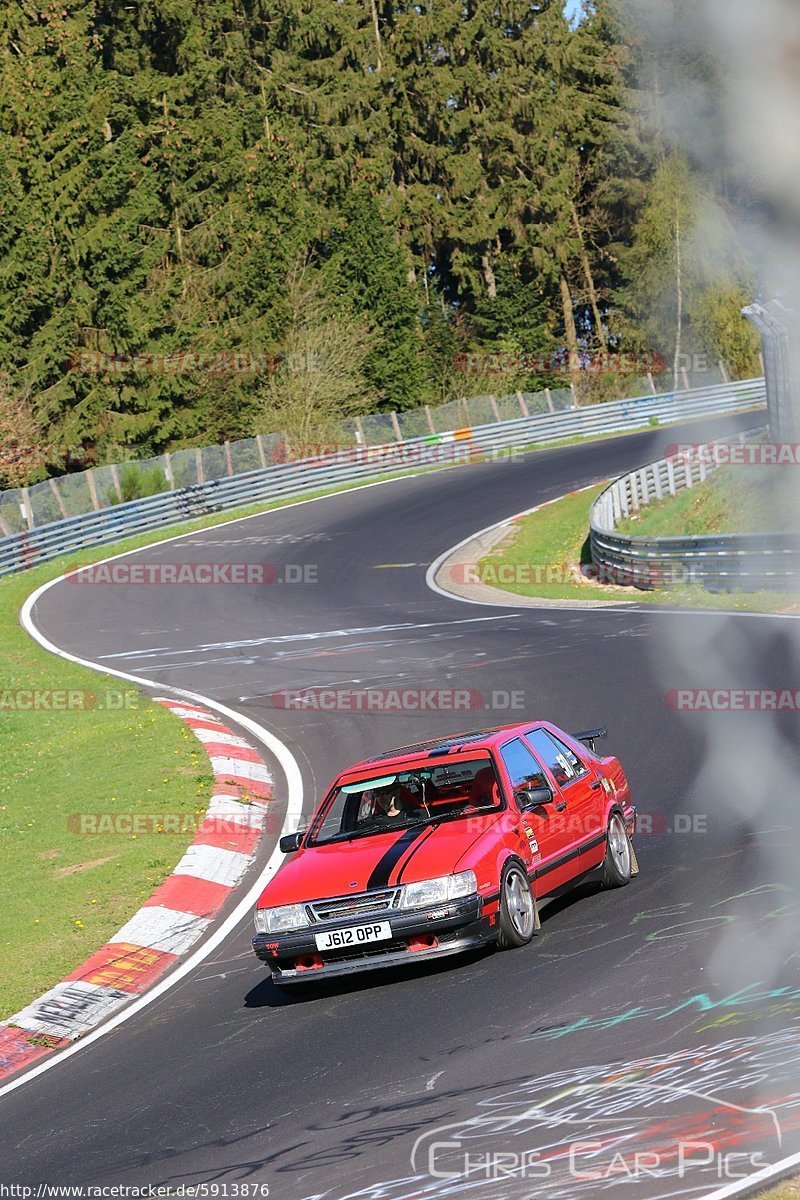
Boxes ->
[0,562,215,1018]
[759,1183,800,1198]
[617,465,800,537]
[474,485,799,613]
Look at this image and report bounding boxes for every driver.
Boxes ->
[369,781,418,822]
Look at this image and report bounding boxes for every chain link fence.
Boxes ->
[0,370,730,537]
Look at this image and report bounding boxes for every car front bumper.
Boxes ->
[252,894,492,985]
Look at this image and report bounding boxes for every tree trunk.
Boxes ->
[559,272,581,379]
[570,200,607,354]
[481,248,497,299]
[173,209,184,264]
[673,200,683,390]
[369,0,382,73]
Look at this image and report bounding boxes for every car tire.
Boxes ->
[600,811,634,888]
[497,861,539,949]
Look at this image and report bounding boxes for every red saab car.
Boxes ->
[252,721,637,984]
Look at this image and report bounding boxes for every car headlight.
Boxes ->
[254,903,309,935]
[402,871,477,909]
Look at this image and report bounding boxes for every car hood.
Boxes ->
[258,815,500,906]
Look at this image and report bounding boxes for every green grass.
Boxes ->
[758,1183,800,1199]
[0,563,216,1018]
[475,485,799,613]
[617,466,800,537]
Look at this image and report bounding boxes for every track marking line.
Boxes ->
[425,481,800,621]
[0,581,305,1098]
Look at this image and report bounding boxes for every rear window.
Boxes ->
[525,728,588,787]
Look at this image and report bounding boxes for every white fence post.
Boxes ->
[666,458,676,495]
[20,487,34,529]
[684,457,693,489]
[620,479,630,517]
[654,463,664,501]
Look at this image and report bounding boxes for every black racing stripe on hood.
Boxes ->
[366,825,432,890]
[396,825,437,883]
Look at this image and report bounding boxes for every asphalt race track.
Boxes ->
[4,414,800,1200]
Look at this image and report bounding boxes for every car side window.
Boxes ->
[499,738,549,791]
[525,729,587,788]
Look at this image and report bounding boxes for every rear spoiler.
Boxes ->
[574,727,608,753]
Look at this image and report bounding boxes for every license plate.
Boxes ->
[314,922,392,951]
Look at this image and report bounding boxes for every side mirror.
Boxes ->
[516,786,554,810]
[279,831,304,853]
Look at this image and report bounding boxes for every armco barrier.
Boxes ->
[589,425,800,592]
[0,378,766,577]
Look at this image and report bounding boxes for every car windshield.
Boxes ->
[308,758,503,845]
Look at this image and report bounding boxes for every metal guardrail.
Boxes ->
[1,386,580,536]
[0,377,766,578]
[589,425,800,592]
[744,300,800,441]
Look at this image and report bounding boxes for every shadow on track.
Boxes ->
[244,946,493,1007]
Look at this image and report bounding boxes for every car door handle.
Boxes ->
[590,780,602,791]
[554,801,567,812]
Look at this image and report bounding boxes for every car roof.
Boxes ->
[353,721,540,770]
